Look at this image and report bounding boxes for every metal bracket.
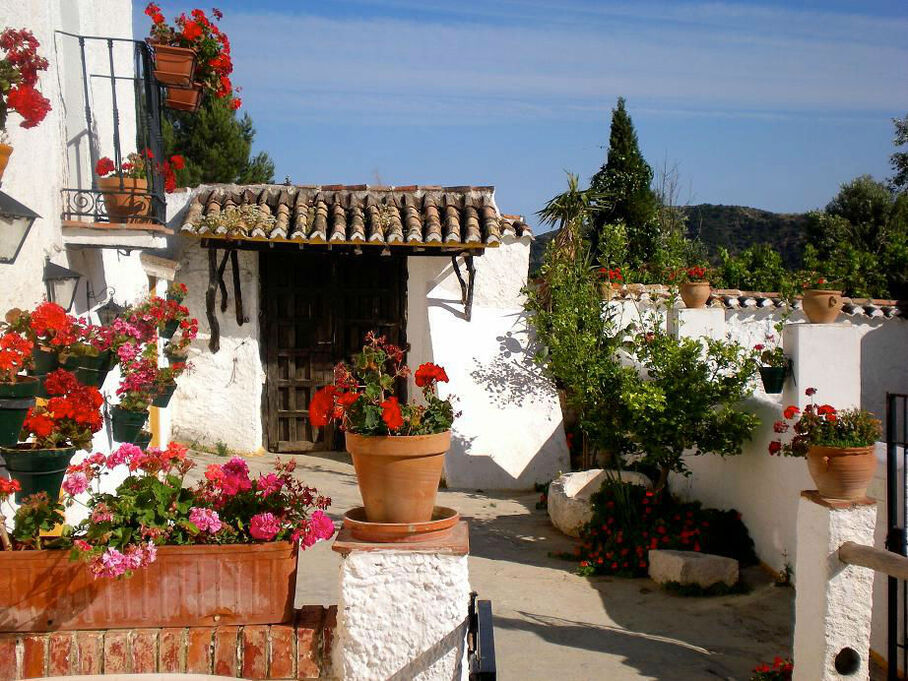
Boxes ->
[468,592,497,680]
[451,254,476,322]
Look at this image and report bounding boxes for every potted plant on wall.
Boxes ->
[0,330,37,447]
[753,328,789,394]
[769,388,881,501]
[7,302,79,397]
[0,445,335,631]
[0,369,102,503]
[144,3,198,87]
[597,266,623,301]
[674,265,712,308]
[58,323,114,388]
[800,275,842,324]
[95,153,153,223]
[310,332,455,525]
[0,28,52,181]
[152,361,186,408]
[112,350,156,443]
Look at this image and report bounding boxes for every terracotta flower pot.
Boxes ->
[345,430,451,524]
[806,445,877,502]
[110,405,148,443]
[0,377,38,447]
[759,366,786,394]
[152,44,198,86]
[97,176,151,223]
[0,143,12,182]
[166,83,204,113]
[0,541,297,632]
[599,282,621,301]
[0,445,76,503]
[680,281,711,308]
[802,289,843,324]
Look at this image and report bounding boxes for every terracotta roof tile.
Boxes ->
[181,184,531,248]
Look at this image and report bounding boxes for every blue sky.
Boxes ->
[139,1,908,230]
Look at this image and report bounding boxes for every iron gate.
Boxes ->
[887,393,908,680]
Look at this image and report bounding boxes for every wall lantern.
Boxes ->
[0,190,40,264]
[96,294,125,326]
[43,261,82,312]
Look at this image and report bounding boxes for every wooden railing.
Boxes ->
[839,541,908,580]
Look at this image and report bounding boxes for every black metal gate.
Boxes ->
[886,393,908,680]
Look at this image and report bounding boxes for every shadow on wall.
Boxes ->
[861,321,908,420]
[468,327,554,409]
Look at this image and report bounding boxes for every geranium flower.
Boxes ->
[189,507,222,533]
[308,386,337,427]
[249,512,281,541]
[257,473,284,498]
[415,362,449,387]
[0,478,21,498]
[783,406,800,420]
[380,396,404,431]
[768,441,782,455]
[63,472,91,497]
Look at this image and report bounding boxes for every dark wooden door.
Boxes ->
[261,251,407,452]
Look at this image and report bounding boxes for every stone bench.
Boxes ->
[547,469,652,538]
[648,549,739,589]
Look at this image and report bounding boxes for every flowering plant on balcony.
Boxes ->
[116,350,158,413]
[768,388,881,457]
[129,295,193,338]
[144,4,240,108]
[310,332,455,436]
[0,331,33,383]
[5,302,79,350]
[0,28,52,134]
[57,322,114,362]
[46,445,334,578]
[95,151,185,192]
[19,369,103,450]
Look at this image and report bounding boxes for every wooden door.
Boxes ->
[261,251,407,452]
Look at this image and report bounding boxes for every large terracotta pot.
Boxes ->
[97,177,151,223]
[0,541,296,632]
[166,83,204,112]
[0,143,12,182]
[807,445,877,501]
[0,377,38,447]
[802,289,843,324]
[0,445,76,504]
[345,430,451,524]
[680,281,711,308]
[152,44,197,86]
[599,282,621,301]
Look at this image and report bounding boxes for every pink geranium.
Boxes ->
[257,473,284,497]
[107,443,141,469]
[189,507,221,533]
[62,471,89,496]
[250,512,281,541]
[297,510,335,548]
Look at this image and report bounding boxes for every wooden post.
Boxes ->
[839,541,908,581]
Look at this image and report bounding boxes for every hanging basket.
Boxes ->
[61,351,112,388]
[758,366,786,394]
[160,319,179,339]
[0,377,39,448]
[152,381,177,408]
[0,445,76,504]
[110,406,148,443]
[165,83,204,113]
[134,430,153,449]
[152,44,198,87]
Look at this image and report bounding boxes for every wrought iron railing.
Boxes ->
[886,393,908,680]
[56,32,166,226]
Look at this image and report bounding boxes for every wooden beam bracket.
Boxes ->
[206,245,246,353]
[451,254,476,322]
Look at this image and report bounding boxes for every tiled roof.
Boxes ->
[180,184,532,248]
[604,284,905,319]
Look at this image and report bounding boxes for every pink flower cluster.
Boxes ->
[86,541,157,579]
[204,456,252,496]
[297,510,335,548]
[250,512,281,541]
[189,507,221,533]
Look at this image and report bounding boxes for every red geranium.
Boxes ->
[20,369,103,450]
[380,396,404,431]
[0,331,33,382]
[0,28,51,132]
[414,362,449,388]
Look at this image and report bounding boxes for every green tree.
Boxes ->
[589,98,661,270]
[891,114,908,192]
[164,96,274,187]
[715,243,791,293]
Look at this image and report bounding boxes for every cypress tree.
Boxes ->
[163,95,275,187]
[589,97,660,268]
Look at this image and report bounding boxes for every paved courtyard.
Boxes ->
[189,451,794,681]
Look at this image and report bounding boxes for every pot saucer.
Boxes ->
[343,506,460,543]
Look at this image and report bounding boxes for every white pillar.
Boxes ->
[782,323,861,411]
[793,492,876,681]
[332,523,471,681]
[666,308,726,341]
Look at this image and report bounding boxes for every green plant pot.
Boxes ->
[160,319,179,339]
[62,351,113,388]
[759,366,786,394]
[0,445,76,503]
[111,406,149,443]
[134,430,153,449]
[152,381,178,408]
[30,346,58,375]
[165,353,188,366]
[0,378,39,447]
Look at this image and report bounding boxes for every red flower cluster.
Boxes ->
[685,266,708,282]
[414,362,449,388]
[380,396,403,430]
[0,477,20,499]
[28,302,79,347]
[95,151,184,193]
[0,331,33,382]
[597,267,623,282]
[0,28,52,131]
[750,656,792,681]
[21,369,103,450]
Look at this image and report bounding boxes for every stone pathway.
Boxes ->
[188,451,794,681]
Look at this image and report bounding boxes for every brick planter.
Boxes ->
[0,606,335,680]
[0,542,297,632]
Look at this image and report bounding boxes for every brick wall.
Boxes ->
[0,606,335,680]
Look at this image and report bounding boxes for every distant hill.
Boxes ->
[529,203,808,275]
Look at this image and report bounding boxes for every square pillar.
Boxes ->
[782,323,861,410]
[667,308,726,341]
[332,523,471,681]
[793,492,877,681]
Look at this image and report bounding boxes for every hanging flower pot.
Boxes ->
[160,319,179,339]
[152,44,198,87]
[345,431,451,523]
[759,366,786,394]
[0,377,38,448]
[802,289,843,324]
[31,345,58,374]
[0,143,12,183]
[165,83,204,113]
[680,282,711,308]
[0,445,76,503]
[806,445,877,501]
[133,429,153,449]
[152,381,177,408]
[110,405,148,443]
[61,350,112,389]
[97,177,152,224]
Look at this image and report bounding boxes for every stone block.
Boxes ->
[648,549,739,588]
[548,469,653,538]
